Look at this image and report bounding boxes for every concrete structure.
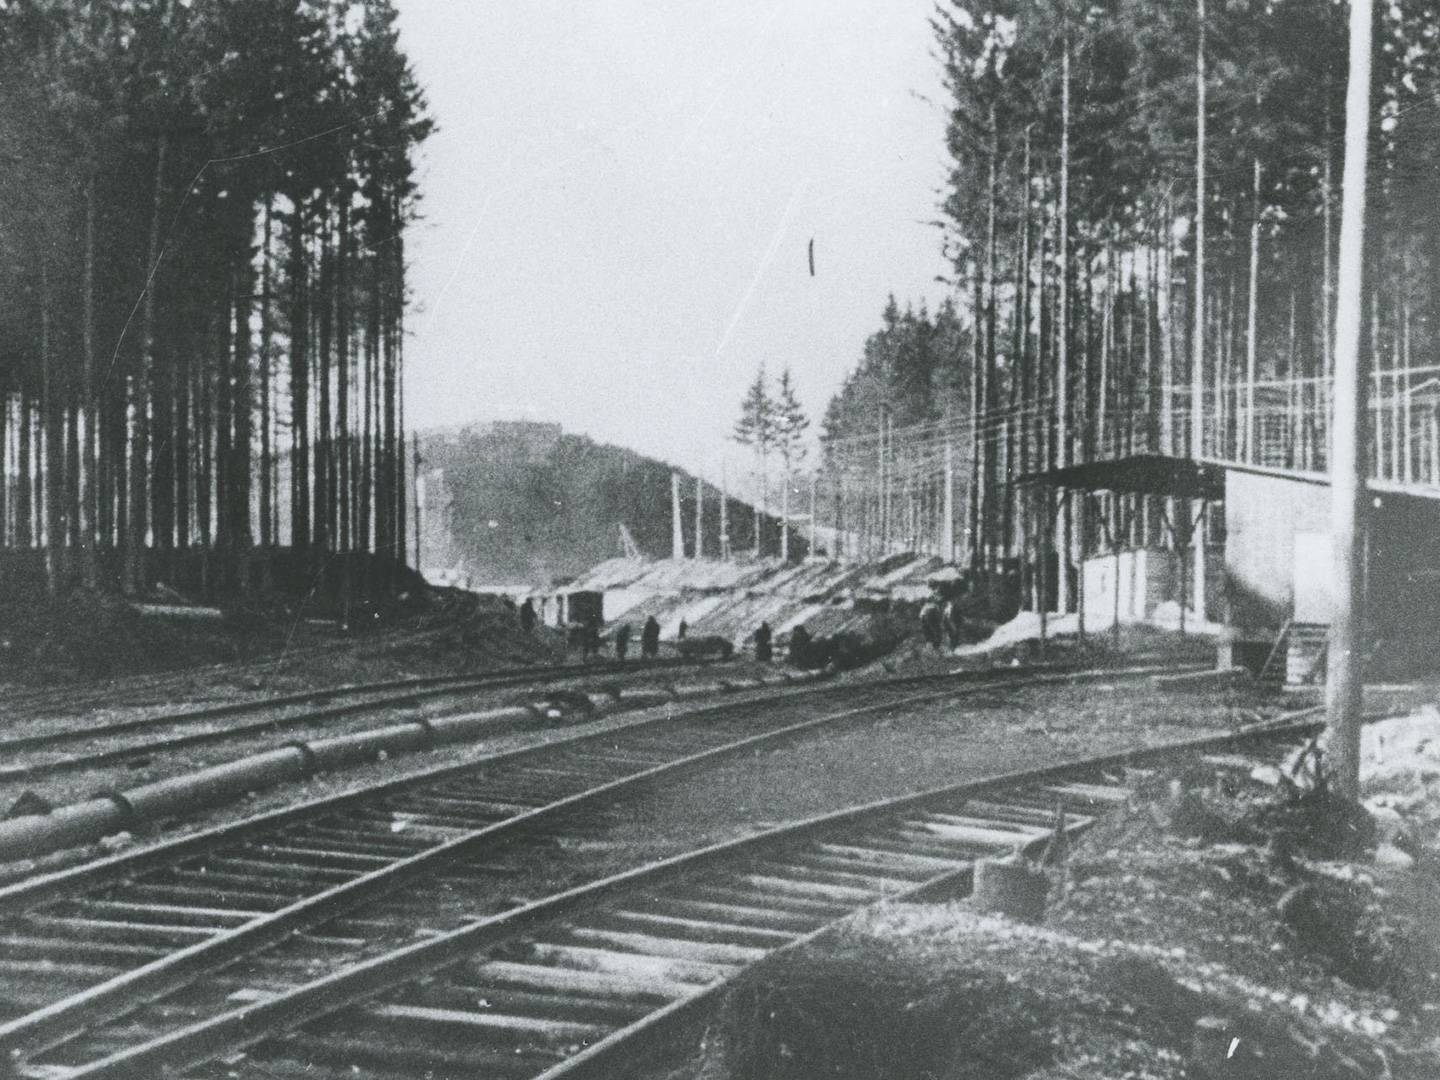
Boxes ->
[1025,455,1440,681]
[1221,463,1440,677]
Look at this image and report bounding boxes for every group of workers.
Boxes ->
[518,594,810,665]
[522,589,955,662]
[752,619,810,663]
[609,616,661,661]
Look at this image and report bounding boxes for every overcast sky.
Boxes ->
[395,2,953,485]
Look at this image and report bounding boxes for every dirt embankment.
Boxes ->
[0,582,563,688]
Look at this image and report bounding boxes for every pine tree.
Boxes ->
[733,365,776,555]
[0,0,431,599]
[773,368,810,562]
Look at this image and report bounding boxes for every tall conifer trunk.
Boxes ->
[260,198,274,547]
[289,201,311,551]
[81,173,98,584]
[126,135,166,594]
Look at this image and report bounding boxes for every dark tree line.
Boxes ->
[0,0,431,596]
[818,0,1440,577]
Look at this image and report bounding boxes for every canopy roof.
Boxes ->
[1016,454,1227,501]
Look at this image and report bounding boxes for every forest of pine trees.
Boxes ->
[0,0,431,597]
[819,0,1440,574]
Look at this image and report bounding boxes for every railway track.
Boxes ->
[0,663,1186,1077]
[0,656,719,785]
[3,708,1316,1080]
[0,625,460,719]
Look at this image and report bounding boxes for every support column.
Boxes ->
[942,437,955,561]
[720,463,730,560]
[1193,503,1206,625]
[1327,0,1374,801]
[671,472,684,560]
[694,475,703,560]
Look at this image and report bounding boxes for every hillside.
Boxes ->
[418,422,804,586]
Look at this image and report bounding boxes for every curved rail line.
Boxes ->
[0,663,1187,1075]
[0,656,719,783]
[17,711,1317,1080]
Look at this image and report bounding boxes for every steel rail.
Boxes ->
[0,663,1183,1066]
[0,658,1137,915]
[0,655,713,772]
[53,710,1321,1080]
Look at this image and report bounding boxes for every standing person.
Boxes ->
[519,598,537,635]
[641,615,661,658]
[788,623,811,666]
[942,597,961,649]
[754,620,773,662]
[583,614,602,661]
[919,599,944,651]
[615,623,632,662]
[678,619,688,640]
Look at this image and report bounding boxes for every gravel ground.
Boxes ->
[281,672,1291,948]
[493,675,1287,895]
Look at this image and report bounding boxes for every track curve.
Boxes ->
[0,663,1197,1076]
[0,656,719,784]
[21,710,1318,1080]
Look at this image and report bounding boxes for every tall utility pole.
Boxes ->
[671,472,684,559]
[1245,152,1261,462]
[942,436,955,561]
[1328,0,1374,802]
[1056,29,1071,616]
[412,433,422,571]
[808,471,817,559]
[720,463,730,560]
[781,471,790,562]
[1192,0,1207,462]
[1191,0,1209,624]
[694,475,704,560]
[878,404,891,556]
[1058,36,1070,472]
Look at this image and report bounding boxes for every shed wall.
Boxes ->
[1223,472,1329,634]
[1224,470,1440,661]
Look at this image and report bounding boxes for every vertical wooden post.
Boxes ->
[720,462,730,560]
[1372,298,1385,481]
[671,472,684,560]
[1191,0,1208,625]
[412,432,421,572]
[943,436,956,562]
[695,474,703,560]
[1429,406,1439,485]
[1056,30,1071,617]
[1193,0,1207,463]
[780,467,790,562]
[1038,486,1050,656]
[1245,156,1261,463]
[808,471,817,559]
[1401,292,1412,482]
[1327,0,1373,802]
[879,405,891,555]
[1076,492,1086,643]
